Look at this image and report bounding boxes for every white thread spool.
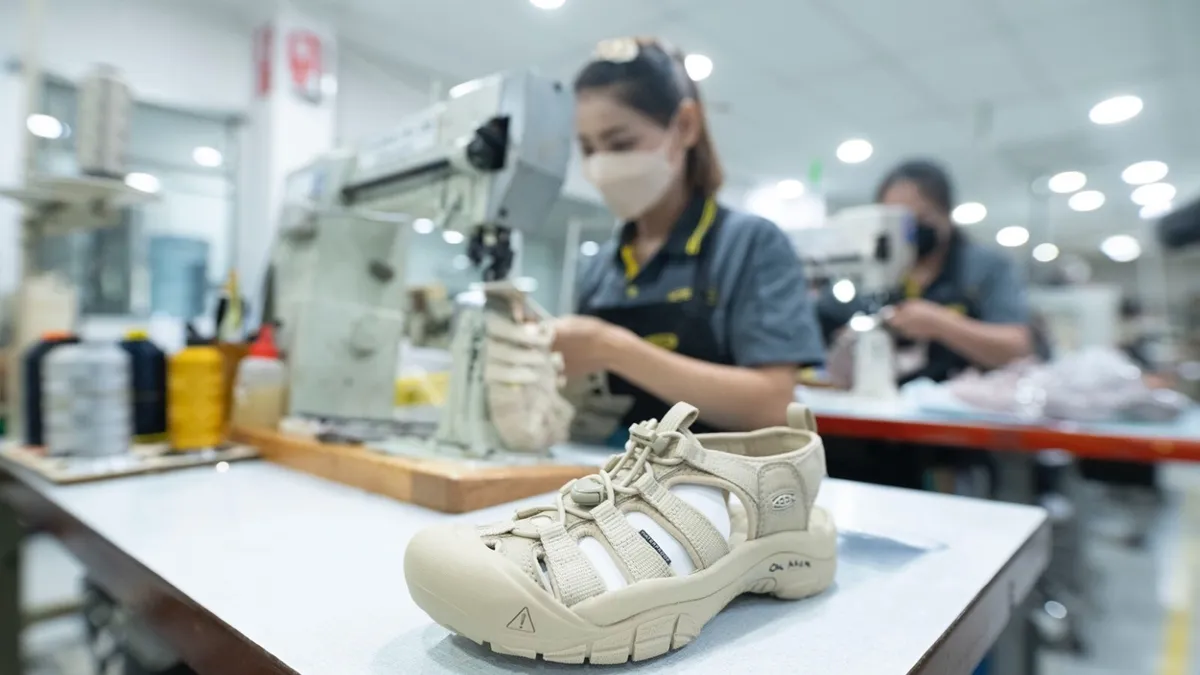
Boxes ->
[43,340,131,457]
[76,64,132,178]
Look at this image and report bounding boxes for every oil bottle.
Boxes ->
[231,324,288,431]
[168,328,225,451]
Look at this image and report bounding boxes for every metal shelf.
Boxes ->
[0,173,158,233]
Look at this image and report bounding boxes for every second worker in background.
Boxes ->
[818,160,1040,489]
[552,37,824,442]
[820,159,1037,386]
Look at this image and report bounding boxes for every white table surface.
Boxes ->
[16,461,1046,675]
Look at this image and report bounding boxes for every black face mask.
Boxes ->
[915,221,941,260]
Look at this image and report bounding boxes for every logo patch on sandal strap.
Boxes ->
[770,492,798,511]
[640,530,672,564]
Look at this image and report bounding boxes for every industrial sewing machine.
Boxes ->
[269,70,574,449]
[792,204,917,398]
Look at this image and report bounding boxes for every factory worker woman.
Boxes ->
[820,159,1036,385]
[552,37,824,439]
[818,160,1036,489]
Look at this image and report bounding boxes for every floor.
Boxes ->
[19,468,1200,675]
[23,537,92,675]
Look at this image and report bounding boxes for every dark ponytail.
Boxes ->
[574,38,724,197]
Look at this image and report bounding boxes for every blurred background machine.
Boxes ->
[268,70,573,422]
[793,204,917,397]
[1028,285,1122,354]
[1157,194,1200,251]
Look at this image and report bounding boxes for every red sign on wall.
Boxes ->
[287,30,324,105]
[254,25,273,98]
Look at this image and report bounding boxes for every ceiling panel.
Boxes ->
[796,65,940,127]
[989,0,1116,23]
[815,0,1002,55]
[338,0,686,81]
[900,35,1039,104]
[185,0,1198,256]
[679,2,875,78]
[1011,2,1171,90]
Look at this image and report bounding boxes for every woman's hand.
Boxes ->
[552,315,632,378]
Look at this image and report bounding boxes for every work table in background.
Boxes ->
[799,388,1200,461]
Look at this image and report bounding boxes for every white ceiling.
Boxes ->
[208,0,1200,255]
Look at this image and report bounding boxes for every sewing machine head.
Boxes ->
[269,70,573,422]
[343,70,572,278]
[794,204,917,311]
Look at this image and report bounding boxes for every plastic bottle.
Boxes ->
[231,325,288,431]
[43,340,132,457]
[120,329,168,443]
[21,331,79,447]
[168,331,226,451]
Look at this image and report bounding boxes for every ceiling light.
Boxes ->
[26,114,63,140]
[580,240,600,257]
[1047,171,1086,194]
[123,172,160,194]
[1068,190,1105,212]
[1131,182,1175,207]
[836,139,873,164]
[684,54,713,82]
[831,280,856,303]
[1140,202,1173,220]
[412,218,434,234]
[529,0,565,9]
[449,79,485,98]
[1100,234,1141,262]
[776,179,805,199]
[1032,243,1060,262]
[996,226,1030,248]
[192,146,223,168]
[952,202,987,225]
[442,230,465,245]
[1089,95,1143,125]
[1121,160,1168,185]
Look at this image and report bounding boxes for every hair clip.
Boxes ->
[593,38,640,63]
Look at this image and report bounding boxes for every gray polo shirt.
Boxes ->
[577,196,826,367]
[817,230,1032,380]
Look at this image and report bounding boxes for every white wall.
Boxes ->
[0,0,251,114]
[1085,253,1200,317]
[0,73,26,294]
[336,49,431,145]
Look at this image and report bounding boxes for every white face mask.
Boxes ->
[583,141,677,221]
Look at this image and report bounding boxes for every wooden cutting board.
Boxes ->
[231,426,595,514]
